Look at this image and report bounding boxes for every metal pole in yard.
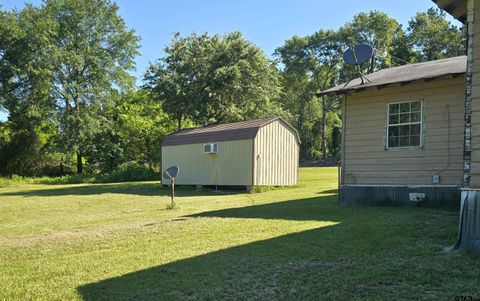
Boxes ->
[171,178,175,207]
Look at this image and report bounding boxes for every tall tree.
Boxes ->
[274,35,311,153]
[43,0,139,173]
[0,6,58,175]
[338,10,404,76]
[309,31,343,160]
[145,32,286,128]
[275,30,342,160]
[144,33,203,130]
[115,89,177,169]
[407,7,465,61]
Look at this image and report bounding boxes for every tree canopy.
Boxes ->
[408,8,465,61]
[145,32,288,129]
[0,0,139,174]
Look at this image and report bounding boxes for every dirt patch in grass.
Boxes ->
[1,217,193,248]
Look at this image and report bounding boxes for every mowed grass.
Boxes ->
[1,168,479,301]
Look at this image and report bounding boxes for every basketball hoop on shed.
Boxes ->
[163,166,179,208]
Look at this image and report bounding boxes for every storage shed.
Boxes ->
[161,117,300,188]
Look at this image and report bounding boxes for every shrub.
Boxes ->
[0,162,158,185]
[96,163,158,183]
[40,162,75,177]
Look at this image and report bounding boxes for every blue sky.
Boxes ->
[0,0,458,122]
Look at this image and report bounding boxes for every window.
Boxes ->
[387,100,422,148]
[203,143,218,153]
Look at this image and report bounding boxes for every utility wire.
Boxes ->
[375,53,411,67]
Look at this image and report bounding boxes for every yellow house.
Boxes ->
[319,56,466,205]
[161,117,300,188]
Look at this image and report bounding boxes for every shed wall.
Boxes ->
[161,139,253,186]
[254,119,299,185]
[343,77,465,185]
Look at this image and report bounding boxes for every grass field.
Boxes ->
[1,167,479,300]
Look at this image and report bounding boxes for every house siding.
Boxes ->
[343,77,465,186]
[161,139,253,186]
[254,119,299,186]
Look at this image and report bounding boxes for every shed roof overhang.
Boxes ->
[432,0,467,23]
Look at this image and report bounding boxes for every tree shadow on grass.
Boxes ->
[78,225,348,301]
[75,194,459,300]
[318,188,338,194]
[186,195,346,222]
[0,183,243,198]
[77,195,350,300]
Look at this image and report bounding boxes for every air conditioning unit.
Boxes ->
[203,143,218,153]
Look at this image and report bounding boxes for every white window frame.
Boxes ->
[385,100,424,150]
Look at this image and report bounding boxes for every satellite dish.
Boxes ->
[163,166,179,180]
[162,166,179,208]
[343,44,374,65]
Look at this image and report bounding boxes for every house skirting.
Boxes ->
[339,185,461,207]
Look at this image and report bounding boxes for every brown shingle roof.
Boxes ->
[161,117,300,146]
[318,56,466,96]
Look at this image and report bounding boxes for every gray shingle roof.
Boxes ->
[161,117,300,146]
[318,56,466,96]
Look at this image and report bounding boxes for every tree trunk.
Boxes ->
[60,157,64,175]
[177,113,182,131]
[298,101,307,159]
[321,96,327,161]
[76,151,83,174]
[73,93,83,174]
[369,51,375,74]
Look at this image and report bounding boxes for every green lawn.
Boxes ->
[1,167,479,300]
